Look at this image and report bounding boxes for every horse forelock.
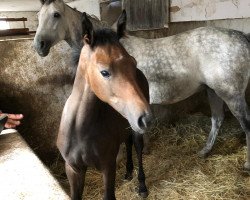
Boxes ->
[43,0,56,5]
[72,29,121,68]
[91,29,120,49]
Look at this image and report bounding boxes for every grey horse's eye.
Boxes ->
[54,12,60,18]
[100,70,111,78]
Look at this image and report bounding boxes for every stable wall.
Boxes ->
[0,39,74,163]
[170,0,250,22]
[167,18,250,37]
[168,0,250,36]
[0,11,38,31]
[0,0,100,32]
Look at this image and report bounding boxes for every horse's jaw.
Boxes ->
[37,48,50,57]
[33,37,52,57]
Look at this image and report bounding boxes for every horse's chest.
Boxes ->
[72,128,123,169]
[79,140,102,169]
[67,138,107,170]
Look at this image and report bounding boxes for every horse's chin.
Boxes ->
[34,42,51,57]
[38,49,50,57]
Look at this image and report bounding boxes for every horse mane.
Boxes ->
[72,43,83,67]
[42,0,77,6]
[42,0,56,5]
[91,28,119,48]
[72,28,120,67]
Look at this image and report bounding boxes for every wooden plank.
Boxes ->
[0,18,27,22]
[0,28,29,36]
[123,0,169,31]
[28,31,36,34]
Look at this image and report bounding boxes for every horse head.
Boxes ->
[34,0,80,56]
[78,10,152,133]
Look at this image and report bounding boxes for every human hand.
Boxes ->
[0,112,24,129]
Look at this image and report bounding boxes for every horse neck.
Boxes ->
[71,66,102,131]
[64,6,82,48]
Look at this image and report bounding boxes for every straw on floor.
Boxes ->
[50,113,250,200]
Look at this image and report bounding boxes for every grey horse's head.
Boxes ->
[34,0,71,57]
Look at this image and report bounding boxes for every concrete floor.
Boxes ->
[0,130,69,200]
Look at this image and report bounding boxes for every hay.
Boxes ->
[50,113,250,199]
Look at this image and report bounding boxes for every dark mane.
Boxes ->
[90,28,119,48]
[72,43,83,67]
[43,0,56,5]
[65,4,80,12]
[72,28,120,66]
[43,0,80,13]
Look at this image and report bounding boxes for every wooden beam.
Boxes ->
[0,28,29,36]
[0,18,27,22]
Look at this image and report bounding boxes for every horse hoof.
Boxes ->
[244,162,250,171]
[139,191,148,198]
[198,148,210,158]
[143,147,150,155]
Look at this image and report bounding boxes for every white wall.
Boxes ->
[68,0,100,19]
[0,0,100,32]
[207,18,250,34]
[0,0,100,19]
[0,12,38,31]
[170,0,250,22]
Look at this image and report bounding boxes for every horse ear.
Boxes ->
[117,10,127,39]
[81,12,94,46]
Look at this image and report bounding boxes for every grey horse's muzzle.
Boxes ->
[34,37,52,57]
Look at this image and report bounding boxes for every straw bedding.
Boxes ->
[50,113,250,199]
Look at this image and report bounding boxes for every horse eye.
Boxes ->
[54,12,60,18]
[100,70,111,78]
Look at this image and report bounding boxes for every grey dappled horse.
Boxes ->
[34,0,250,170]
[34,0,107,57]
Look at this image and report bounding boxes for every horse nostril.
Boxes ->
[138,114,147,130]
[40,41,45,49]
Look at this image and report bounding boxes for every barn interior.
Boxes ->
[0,0,250,199]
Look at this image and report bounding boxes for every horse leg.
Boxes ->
[124,133,134,180]
[116,145,124,165]
[199,88,224,157]
[143,133,150,154]
[132,133,148,198]
[218,94,250,170]
[65,163,86,200]
[103,162,116,200]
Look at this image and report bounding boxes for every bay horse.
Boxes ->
[34,0,250,171]
[57,12,151,199]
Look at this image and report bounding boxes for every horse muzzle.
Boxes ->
[34,38,51,57]
[130,110,153,134]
